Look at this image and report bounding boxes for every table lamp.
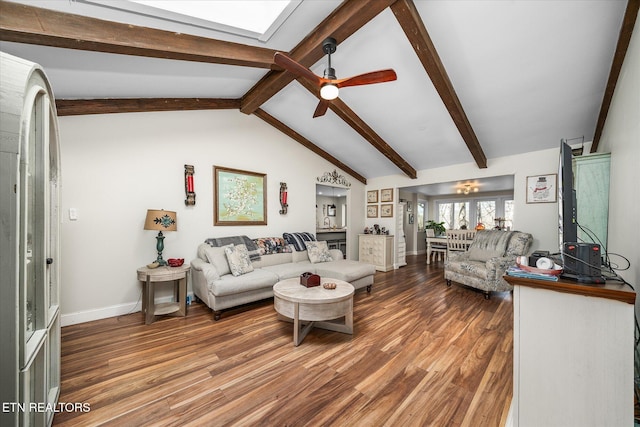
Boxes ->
[144,209,177,266]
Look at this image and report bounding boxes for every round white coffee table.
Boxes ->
[273,277,354,346]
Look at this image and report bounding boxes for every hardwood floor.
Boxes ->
[53,255,513,426]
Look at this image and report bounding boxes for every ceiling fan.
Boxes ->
[274,37,397,118]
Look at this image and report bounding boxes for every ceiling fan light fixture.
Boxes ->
[320,83,339,100]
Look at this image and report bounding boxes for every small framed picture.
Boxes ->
[380,188,393,202]
[367,205,378,218]
[526,174,557,203]
[367,190,378,204]
[380,204,393,218]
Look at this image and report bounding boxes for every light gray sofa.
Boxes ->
[191,242,375,320]
[444,230,533,298]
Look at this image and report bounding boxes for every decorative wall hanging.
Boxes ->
[367,190,378,204]
[526,174,557,204]
[367,205,378,218]
[279,182,288,215]
[380,188,393,202]
[317,169,351,187]
[214,166,267,225]
[380,204,393,218]
[184,164,196,206]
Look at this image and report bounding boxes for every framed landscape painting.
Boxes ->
[214,166,267,225]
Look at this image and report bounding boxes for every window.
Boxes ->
[417,202,425,230]
[476,200,496,228]
[436,196,513,230]
[438,201,470,229]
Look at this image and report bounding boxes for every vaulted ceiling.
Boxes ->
[1,0,637,187]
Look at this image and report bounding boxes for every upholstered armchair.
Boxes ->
[444,230,533,298]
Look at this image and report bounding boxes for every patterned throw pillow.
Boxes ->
[224,244,254,276]
[305,241,333,264]
[253,237,293,256]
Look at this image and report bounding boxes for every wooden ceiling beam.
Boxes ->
[0,1,276,68]
[55,98,240,116]
[297,79,417,179]
[240,0,397,114]
[590,0,639,153]
[253,109,367,185]
[391,0,487,169]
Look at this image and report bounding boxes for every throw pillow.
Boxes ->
[467,247,503,262]
[253,237,293,256]
[203,244,232,276]
[305,241,333,264]
[283,232,316,251]
[224,244,254,276]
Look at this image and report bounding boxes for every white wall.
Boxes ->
[366,148,561,254]
[597,13,640,290]
[58,110,364,325]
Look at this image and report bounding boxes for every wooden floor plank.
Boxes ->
[53,255,513,426]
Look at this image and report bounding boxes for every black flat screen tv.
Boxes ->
[558,140,578,250]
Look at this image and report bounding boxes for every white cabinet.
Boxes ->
[507,276,635,426]
[396,203,406,268]
[1,53,61,426]
[359,234,394,272]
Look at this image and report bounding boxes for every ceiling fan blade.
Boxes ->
[313,99,330,118]
[336,69,397,88]
[273,52,322,86]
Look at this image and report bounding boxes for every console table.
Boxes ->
[137,265,189,324]
[505,275,635,426]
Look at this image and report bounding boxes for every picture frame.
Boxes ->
[380,204,393,218]
[214,166,267,225]
[380,188,393,202]
[367,205,378,218]
[526,173,557,204]
[367,190,378,204]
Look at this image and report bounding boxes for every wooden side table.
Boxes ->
[137,264,190,325]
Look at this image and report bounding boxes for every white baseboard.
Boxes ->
[60,293,194,327]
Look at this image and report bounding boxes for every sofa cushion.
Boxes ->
[305,241,333,263]
[202,245,232,277]
[210,269,279,297]
[283,232,316,251]
[252,252,293,268]
[292,250,310,263]
[314,260,376,283]
[261,262,314,281]
[224,244,254,276]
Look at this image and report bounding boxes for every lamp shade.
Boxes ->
[144,209,177,231]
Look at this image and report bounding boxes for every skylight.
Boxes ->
[79,0,300,41]
[131,1,290,34]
